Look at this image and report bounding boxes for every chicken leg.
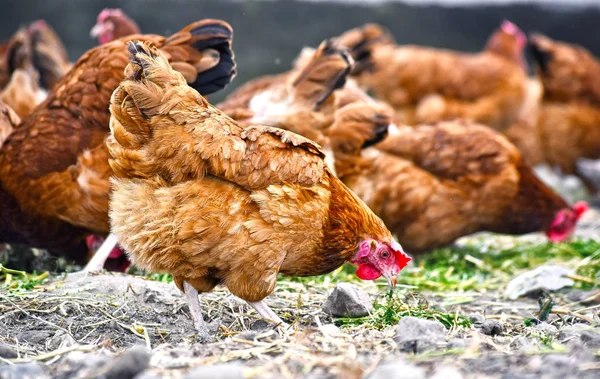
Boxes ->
[82,233,119,272]
[184,281,213,340]
[248,300,288,327]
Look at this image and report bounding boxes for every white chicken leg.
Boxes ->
[248,300,288,327]
[82,233,119,272]
[184,281,212,340]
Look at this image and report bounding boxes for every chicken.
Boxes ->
[334,121,587,252]
[0,19,237,268]
[529,34,600,176]
[91,8,141,45]
[484,21,545,167]
[0,26,47,119]
[336,23,528,132]
[107,41,410,336]
[0,20,71,92]
[219,39,355,173]
[220,42,586,252]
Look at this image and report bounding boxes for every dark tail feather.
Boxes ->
[362,114,389,149]
[171,19,236,95]
[336,23,393,75]
[528,36,552,74]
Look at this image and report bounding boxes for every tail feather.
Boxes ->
[528,34,553,74]
[163,19,236,95]
[336,23,393,75]
[291,39,353,108]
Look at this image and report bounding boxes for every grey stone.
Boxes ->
[448,337,471,350]
[579,330,600,349]
[503,265,575,300]
[15,330,52,345]
[534,322,558,334]
[250,319,271,331]
[322,283,373,318]
[566,290,600,304]
[367,361,426,379]
[558,324,596,345]
[0,362,48,379]
[510,336,539,353]
[0,343,17,359]
[481,320,504,336]
[469,313,485,328]
[183,363,245,379]
[394,316,446,353]
[101,345,151,379]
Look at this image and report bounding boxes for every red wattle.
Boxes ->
[356,264,382,280]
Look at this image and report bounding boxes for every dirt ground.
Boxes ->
[1,264,600,378]
[1,210,600,378]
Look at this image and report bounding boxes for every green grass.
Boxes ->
[401,238,600,292]
[335,288,472,330]
[0,264,49,293]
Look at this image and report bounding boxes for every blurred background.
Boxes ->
[1,0,599,101]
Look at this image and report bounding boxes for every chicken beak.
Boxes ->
[90,23,105,38]
[383,272,397,288]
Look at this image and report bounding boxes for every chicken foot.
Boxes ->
[248,300,288,327]
[184,281,213,340]
[82,233,119,272]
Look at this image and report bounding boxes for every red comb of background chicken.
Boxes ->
[546,201,588,243]
[97,8,123,23]
[501,20,527,48]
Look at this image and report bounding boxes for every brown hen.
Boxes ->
[336,23,528,132]
[0,19,237,267]
[529,34,600,175]
[107,41,410,337]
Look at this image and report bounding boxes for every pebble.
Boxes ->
[0,343,17,359]
[322,283,373,318]
[394,316,446,353]
[469,313,485,328]
[503,265,575,300]
[480,320,504,336]
[101,345,151,379]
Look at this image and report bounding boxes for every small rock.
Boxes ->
[319,324,342,337]
[101,345,151,379]
[579,330,600,349]
[566,290,600,304]
[322,283,373,318]
[0,343,17,359]
[510,336,539,353]
[0,362,48,379]
[534,322,558,334]
[469,313,485,328]
[48,330,77,351]
[394,316,446,353]
[250,319,271,331]
[236,331,259,341]
[430,365,464,379]
[503,265,575,300]
[448,337,471,350]
[367,361,425,379]
[558,324,594,344]
[480,320,503,336]
[16,330,52,345]
[183,363,245,379]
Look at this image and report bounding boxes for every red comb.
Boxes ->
[98,8,123,23]
[573,201,589,218]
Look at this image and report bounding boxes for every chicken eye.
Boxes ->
[381,250,390,259]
